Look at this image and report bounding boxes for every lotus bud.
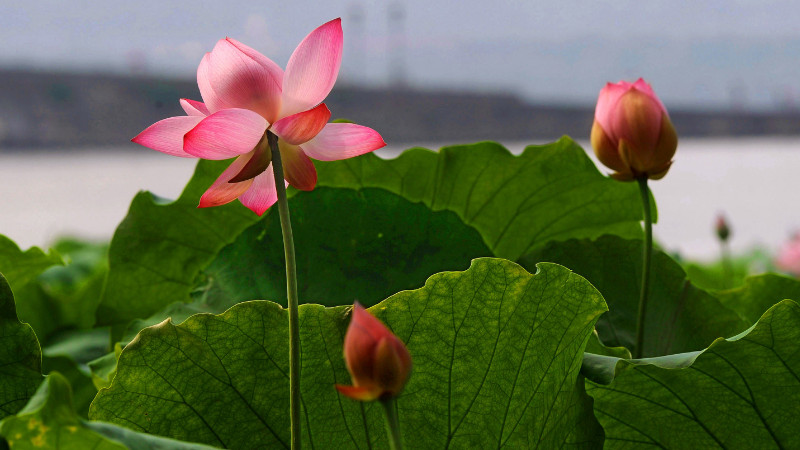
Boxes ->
[715,214,731,242]
[336,303,412,402]
[591,78,678,181]
[776,233,800,276]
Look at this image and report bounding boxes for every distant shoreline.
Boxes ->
[1,69,799,150]
[3,136,800,158]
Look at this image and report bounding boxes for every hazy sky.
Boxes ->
[3,1,800,109]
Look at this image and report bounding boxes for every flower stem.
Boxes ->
[634,176,653,359]
[721,240,733,289]
[379,398,403,450]
[268,132,302,449]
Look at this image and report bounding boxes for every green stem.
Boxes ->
[634,176,653,359]
[379,398,403,450]
[721,240,733,289]
[268,132,302,449]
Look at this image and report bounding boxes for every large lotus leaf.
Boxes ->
[96,160,259,326]
[88,298,229,391]
[0,372,220,449]
[88,268,253,391]
[35,238,108,332]
[520,235,747,356]
[97,139,644,325]
[90,259,606,449]
[88,345,122,391]
[202,187,491,308]
[585,330,632,360]
[30,241,112,417]
[0,236,61,290]
[0,238,106,350]
[0,273,43,421]
[713,273,800,325]
[39,356,96,420]
[682,247,773,291]
[87,185,490,390]
[315,138,648,260]
[41,327,111,417]
[585,299,800,449]
[683,260,747,291]
[90,180,475,385]
[0,236,64,339]
[42,328,110,367]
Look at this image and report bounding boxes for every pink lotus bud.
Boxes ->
[591,78,678,181]
[715,214,731,241]
[336,303,412,402]
[776,233,800,276]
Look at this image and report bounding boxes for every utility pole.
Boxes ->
[387,2,407,88]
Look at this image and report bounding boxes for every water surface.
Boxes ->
[2,137,798,260]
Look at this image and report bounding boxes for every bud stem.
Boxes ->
[380,397,403,450]
[269,131,302,450]
[721,240,733,289]
[634,176,653,359]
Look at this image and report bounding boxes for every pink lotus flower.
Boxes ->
[776,233,800,276]
[336,303,412,402]
[132,18,385,215]
[591,78,678,181]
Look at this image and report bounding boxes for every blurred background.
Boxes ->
[1,0,799,259]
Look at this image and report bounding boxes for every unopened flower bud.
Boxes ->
[776,233,800,277]
[336,303,412,401]
[715,214,731,242]
[591,78,678,181]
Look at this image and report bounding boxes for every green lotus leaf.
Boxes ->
[96,160,259,327]
[0,273,43,421]
[315,138,648,260]
[584,330,632,360]
[585,299,800,449]
[91,259,605,449]
[87,185,491,392]
[97,139,644,327]
[0,236,64,340]
[41,327,110,417]
[521,235,747,356]
[202,187,491,308]
[0,236,61,291]
[0,372,220,449]
[35,238,108,332]
[713,272,800,325]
